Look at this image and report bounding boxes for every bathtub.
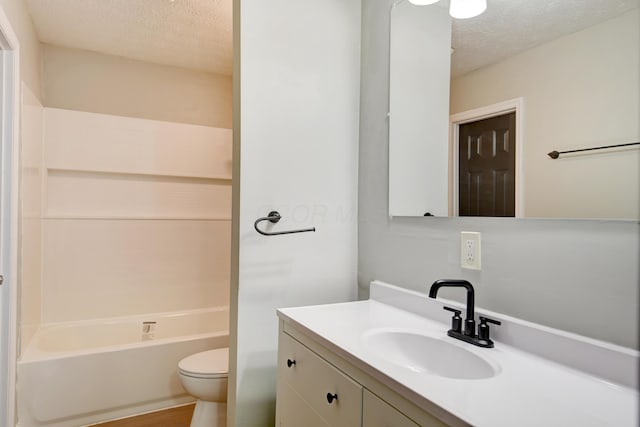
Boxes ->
[17,307,229,427]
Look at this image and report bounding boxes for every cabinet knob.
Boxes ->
[286,359,296,368]
[326,393,338,404]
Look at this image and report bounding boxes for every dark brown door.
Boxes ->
[458,112,516,217]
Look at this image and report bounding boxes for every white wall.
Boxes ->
[19,84,42,351]
[42,44,233,128]
[0,0,40,97]
[36,42,235,320]
[359,0,639,349]
[41,109,231,322]
[229,0,361,425]
[1,0,43,356]
[0,1,41,424]
[451,9,639,219]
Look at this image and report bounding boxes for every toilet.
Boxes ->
[178,347,229,427]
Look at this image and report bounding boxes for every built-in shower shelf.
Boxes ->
[45,166,232,220]
[44,215,231,221]
[46,167,233,183]
[44,108,233,181]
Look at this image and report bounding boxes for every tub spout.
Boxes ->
[142,321,156,340]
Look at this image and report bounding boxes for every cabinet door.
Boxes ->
[277,332,363,427]
[363,390,419,427]
[277,381,331,427]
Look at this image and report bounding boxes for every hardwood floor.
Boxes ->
[89,404,195,427]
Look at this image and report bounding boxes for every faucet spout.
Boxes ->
[429,279,500,348]
[429,279,475,323]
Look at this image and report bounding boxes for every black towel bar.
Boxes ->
[548,141,640,159]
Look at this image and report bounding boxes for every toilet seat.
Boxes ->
[179,348,229,379]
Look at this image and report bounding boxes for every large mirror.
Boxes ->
[389,0,639,219]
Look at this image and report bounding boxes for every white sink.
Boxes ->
[362,329,499,380]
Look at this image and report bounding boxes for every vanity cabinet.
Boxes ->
[276,322,450,427]
[362,390,419,427]
[277,331,362,427]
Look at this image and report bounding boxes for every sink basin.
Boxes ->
[362,329,499,380]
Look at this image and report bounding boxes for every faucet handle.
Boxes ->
[478,316,501,341]
[443,306,462,333]
[443,306,461,315]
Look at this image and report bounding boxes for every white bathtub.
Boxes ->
[17,307,229,427]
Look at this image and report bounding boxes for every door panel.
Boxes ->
[459,112,516,217]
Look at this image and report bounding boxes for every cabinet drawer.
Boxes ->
[363,390,419,427]
[278,332,363,427]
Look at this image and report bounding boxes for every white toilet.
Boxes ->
[178,347,229,427]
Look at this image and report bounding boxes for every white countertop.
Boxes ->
[277,283,639,427]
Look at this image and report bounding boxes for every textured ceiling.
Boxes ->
[452,0,639,77]
[26,0,232,75]
[26,0,638,78]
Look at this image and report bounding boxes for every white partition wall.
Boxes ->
[41,109,232,322]
[229,0,361,425]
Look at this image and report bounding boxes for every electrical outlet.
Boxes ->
[465,239,475,262]
[461,232,481,270]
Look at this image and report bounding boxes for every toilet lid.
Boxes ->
[179,348,229,378]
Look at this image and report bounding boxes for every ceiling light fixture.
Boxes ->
[449,0,487,19]
[408,0,441,5]
[408,0,487,19]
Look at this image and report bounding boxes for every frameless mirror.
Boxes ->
[389,1,451,217]
[389,0,639,219]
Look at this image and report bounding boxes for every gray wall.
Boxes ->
[358,0,639,349]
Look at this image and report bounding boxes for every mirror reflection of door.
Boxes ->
[458,112,516,217]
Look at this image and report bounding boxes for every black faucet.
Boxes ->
[428,279,500,348]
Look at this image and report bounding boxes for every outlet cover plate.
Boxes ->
[461,231,481,270]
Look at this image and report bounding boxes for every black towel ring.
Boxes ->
[254,211,316,236]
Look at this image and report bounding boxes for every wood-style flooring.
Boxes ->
[89,404,195,427]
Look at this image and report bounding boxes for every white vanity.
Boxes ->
[275,281,638,426]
